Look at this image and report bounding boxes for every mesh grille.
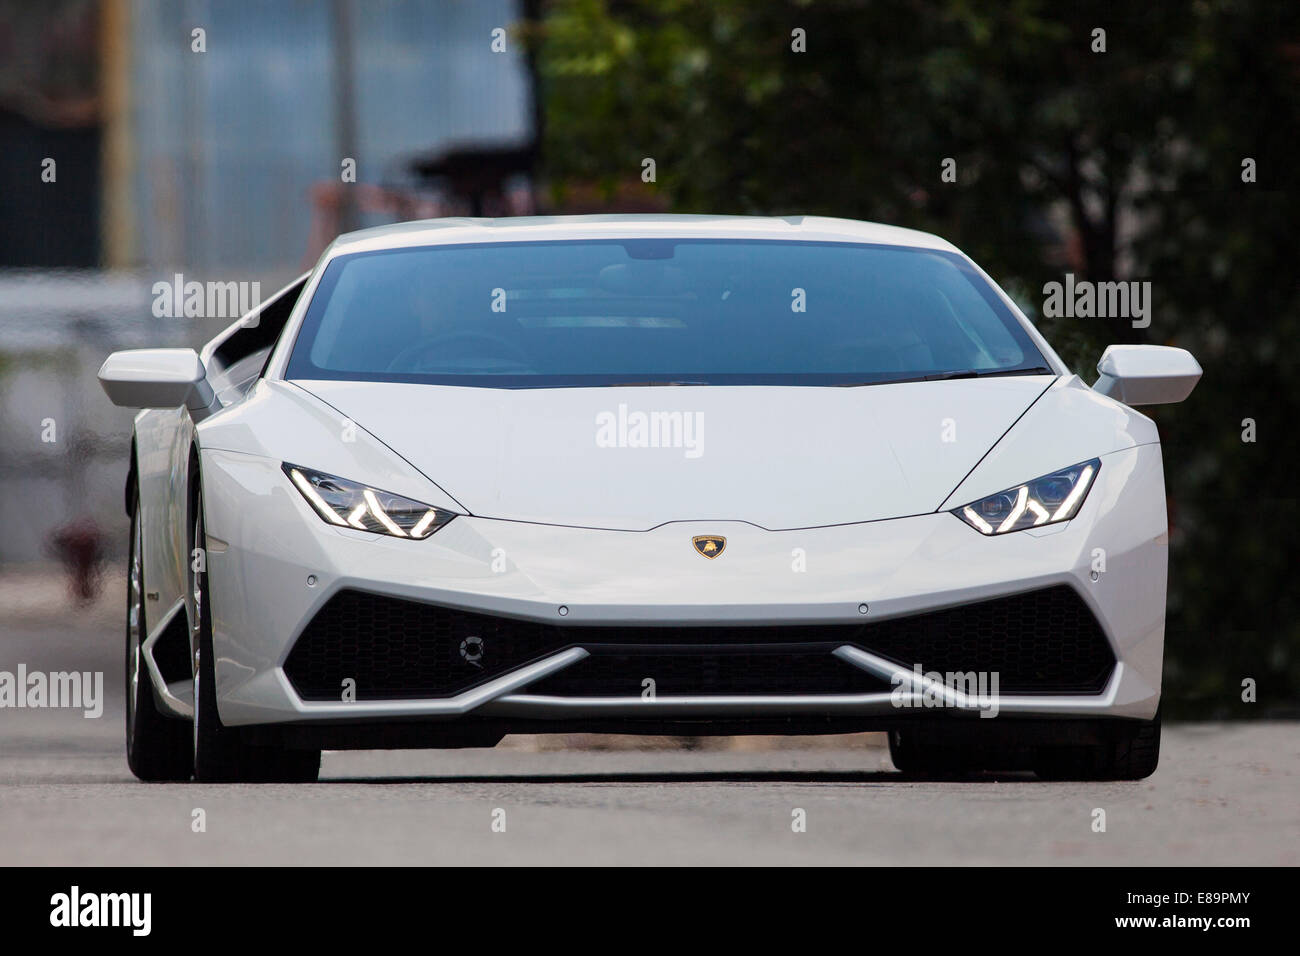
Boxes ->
[525,649,887,697]
[284,590,565,701]
[861,585,1115,694]
[282,585,1114,700]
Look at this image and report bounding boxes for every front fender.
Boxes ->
[134,406,196,652]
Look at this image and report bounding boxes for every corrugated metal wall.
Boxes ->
[129,0,533,270]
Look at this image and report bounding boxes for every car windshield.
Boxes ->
[285,238,1049,388]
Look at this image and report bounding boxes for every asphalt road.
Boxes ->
[2,572,1296,866]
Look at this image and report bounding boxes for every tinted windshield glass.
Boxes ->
[285,239,1047,387]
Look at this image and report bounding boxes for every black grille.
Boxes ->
[860,585,1115,694]
[284,590,566,701]
[283,585,1114,701]
[526,648,888,697]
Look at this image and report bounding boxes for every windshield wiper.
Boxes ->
[922,366,1053,381]
[837,366,1054,387]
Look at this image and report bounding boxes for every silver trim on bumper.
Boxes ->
[283,647,589,719]
[471,646,1124,719]
[272,645,1128,722]
[832,645,1124,713]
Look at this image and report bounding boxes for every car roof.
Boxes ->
[324,214,961,258]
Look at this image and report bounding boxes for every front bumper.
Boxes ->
[200,443,1168,729]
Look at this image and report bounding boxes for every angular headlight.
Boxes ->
[283,464,456,540]
[952,459,1100,535]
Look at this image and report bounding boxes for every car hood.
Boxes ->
[292,377,1054,531]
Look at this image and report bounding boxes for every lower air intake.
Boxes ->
[283,590,566,701]
[282,585,1115,701]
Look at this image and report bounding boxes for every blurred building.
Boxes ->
[2,0,538,271]
[0,0,538,566]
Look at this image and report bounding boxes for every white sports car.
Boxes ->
[100,215,1201,782]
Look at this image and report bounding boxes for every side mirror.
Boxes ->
[1093,344,1202,406]
[98,348,218,418]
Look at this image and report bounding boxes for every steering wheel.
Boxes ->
[387,330,533,372]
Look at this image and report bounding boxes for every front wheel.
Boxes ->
[1033,713,1161,781]
[887,725,1028,778]
[190,474,320,783]
[125,485,193,782]
[888,714,1162,781]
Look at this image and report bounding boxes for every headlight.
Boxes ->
[282,464,456,540]
[952,458,1100,535]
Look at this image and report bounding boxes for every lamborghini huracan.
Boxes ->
[99,215,1201,782]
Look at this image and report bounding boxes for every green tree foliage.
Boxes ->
[533,0,1300,715]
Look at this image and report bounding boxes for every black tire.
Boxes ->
[125,484,193,782]
[1034,713,1161,781]
[890,715,1161,781]
[887,727,1019,778]
[190,468,320,783]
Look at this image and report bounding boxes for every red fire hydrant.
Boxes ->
[49,516,106,605]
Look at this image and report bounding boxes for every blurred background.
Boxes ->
[0,0,1296,723]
